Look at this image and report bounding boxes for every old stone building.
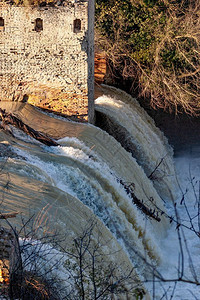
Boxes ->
[0,0,94,122]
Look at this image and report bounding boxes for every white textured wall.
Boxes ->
[0,1,94,122]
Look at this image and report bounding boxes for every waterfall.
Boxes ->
[95,85,177,202]
[0,90,182,299]
[5,135,164,264]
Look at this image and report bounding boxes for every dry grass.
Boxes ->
[96,0,200,115]
[142,1,200,115]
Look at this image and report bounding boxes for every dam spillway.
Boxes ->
[0,86,199,299]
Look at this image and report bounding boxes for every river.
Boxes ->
[0,85,199,299]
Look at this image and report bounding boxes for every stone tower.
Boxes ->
[0,0,95,123]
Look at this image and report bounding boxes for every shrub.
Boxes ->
[95,0,200,115]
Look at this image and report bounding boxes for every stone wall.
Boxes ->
[95,51,106,83]
[0,1,94,122]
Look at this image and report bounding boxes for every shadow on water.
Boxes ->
[151,111,200,157]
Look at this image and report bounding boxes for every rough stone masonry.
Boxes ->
[0,0,94,122]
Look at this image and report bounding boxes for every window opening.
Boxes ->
[74,19,81,33]
[0,17,4,30]
[34,18,43,32]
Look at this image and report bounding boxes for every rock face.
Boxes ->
[0,227,15,286]
[0,0,95,122]
[94,52,106,83]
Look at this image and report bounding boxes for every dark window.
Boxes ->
[34,18,43,32]
[22,94,29,103]
[0,17,4,28]
[74,19,81,33]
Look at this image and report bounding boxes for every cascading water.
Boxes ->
[0,86,199,299]
[95,85,177,202]
[2,133,163,264]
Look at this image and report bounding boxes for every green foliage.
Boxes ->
[96,0,167,65]
[95,0,200,115]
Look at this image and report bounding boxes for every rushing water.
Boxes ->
[95,85,177,202]
[0,86,199,299]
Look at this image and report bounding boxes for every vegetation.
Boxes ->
[95,0,200,115]
[0,216,146,299]
[61,222,145,299]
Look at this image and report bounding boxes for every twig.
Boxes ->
[0,212,19,219]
